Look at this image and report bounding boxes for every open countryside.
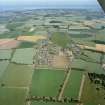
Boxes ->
[0,4,105,105]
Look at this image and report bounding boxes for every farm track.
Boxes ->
[78,74,86,101]
[58,68,71,101]
[26,69,34,105]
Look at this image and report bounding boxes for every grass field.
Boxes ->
[1,63,33,87]
[71,59,87,70]
[0,49,12,60]
[95,29,105,42]
[51,32,71,48]
[18,41,35,48]
[86,62,105,74]
[0,87,26,105]
[12,48,35,64]
[64,70,83,99]
[72,38,95,47]
[30,69,65,97]
[31,102,76,105]
[84,50,101,63]
[0,61,9,79]
[70,34,92,38]
[81,75,105,105]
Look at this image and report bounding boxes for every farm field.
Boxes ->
[30,69,65,97]
[18,41,35,48]
[71,59,87,70]
[70,33,92,38]
[0,61,9,79]
[0,39,20,49]
[51,32,71,48]
[0,38,14,44]
[17,35,47,42]
[86,62,105,74]
[96,44,105,52]
[72,38,95,47]
[63,70,83,99]
[0,87,27,105]
[31,102,76,105]
[1,63,34,87]
[81,75,105,105]
[84,50,101,63]
[95,29,105,42]
[0,49,12,60]
[0,31,21,38]
[0,9,105,105]
[11,48,35,64]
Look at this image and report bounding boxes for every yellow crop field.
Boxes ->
[17,35,47,42]
[96,44,105,52]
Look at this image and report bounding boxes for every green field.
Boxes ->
[51,32,71,48]
[18,41,35,48]
[30,69,65,97]
[72,38,95,47]
[31,102,76,105]
[0,61,9,79]
[64,70,83,99]
[71,59,87,70]
[1,63,33,87]
[0,49,12,60]
[0,87,26,105]
[70,34,92,38]
[84,50,101,63]
[95,29,105,42]
[81,75,105,105]
[86,62,105,74]
[11,48,35,64]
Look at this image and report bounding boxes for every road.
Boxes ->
[58,68,71,101]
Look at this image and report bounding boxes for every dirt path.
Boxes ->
[26,70,34,105]
[58,68,71,101]
[78,74,86,101]
[26,87,31,105]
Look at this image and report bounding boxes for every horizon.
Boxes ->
[0,0,102,11]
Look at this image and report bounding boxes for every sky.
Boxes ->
[0,0,101,10]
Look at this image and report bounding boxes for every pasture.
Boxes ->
[86,62,105,74]
[51,32,71,48]
[0,87,26,105]
[31,102,76,105]
[1,63,33,87]
[0,61,9,79]
[71,59,87,70]
[84,50,101,63]
[81,75,105,105]
[18,41,35,48]
[64,70,83,99]
[70,34,92,38]
[11,48,35,64]
[30,69,65,97]
[73,38,95,47]
[0,49,12,60]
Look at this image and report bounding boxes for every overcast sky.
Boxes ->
[0,0,99,6]
[0,0,101,10]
